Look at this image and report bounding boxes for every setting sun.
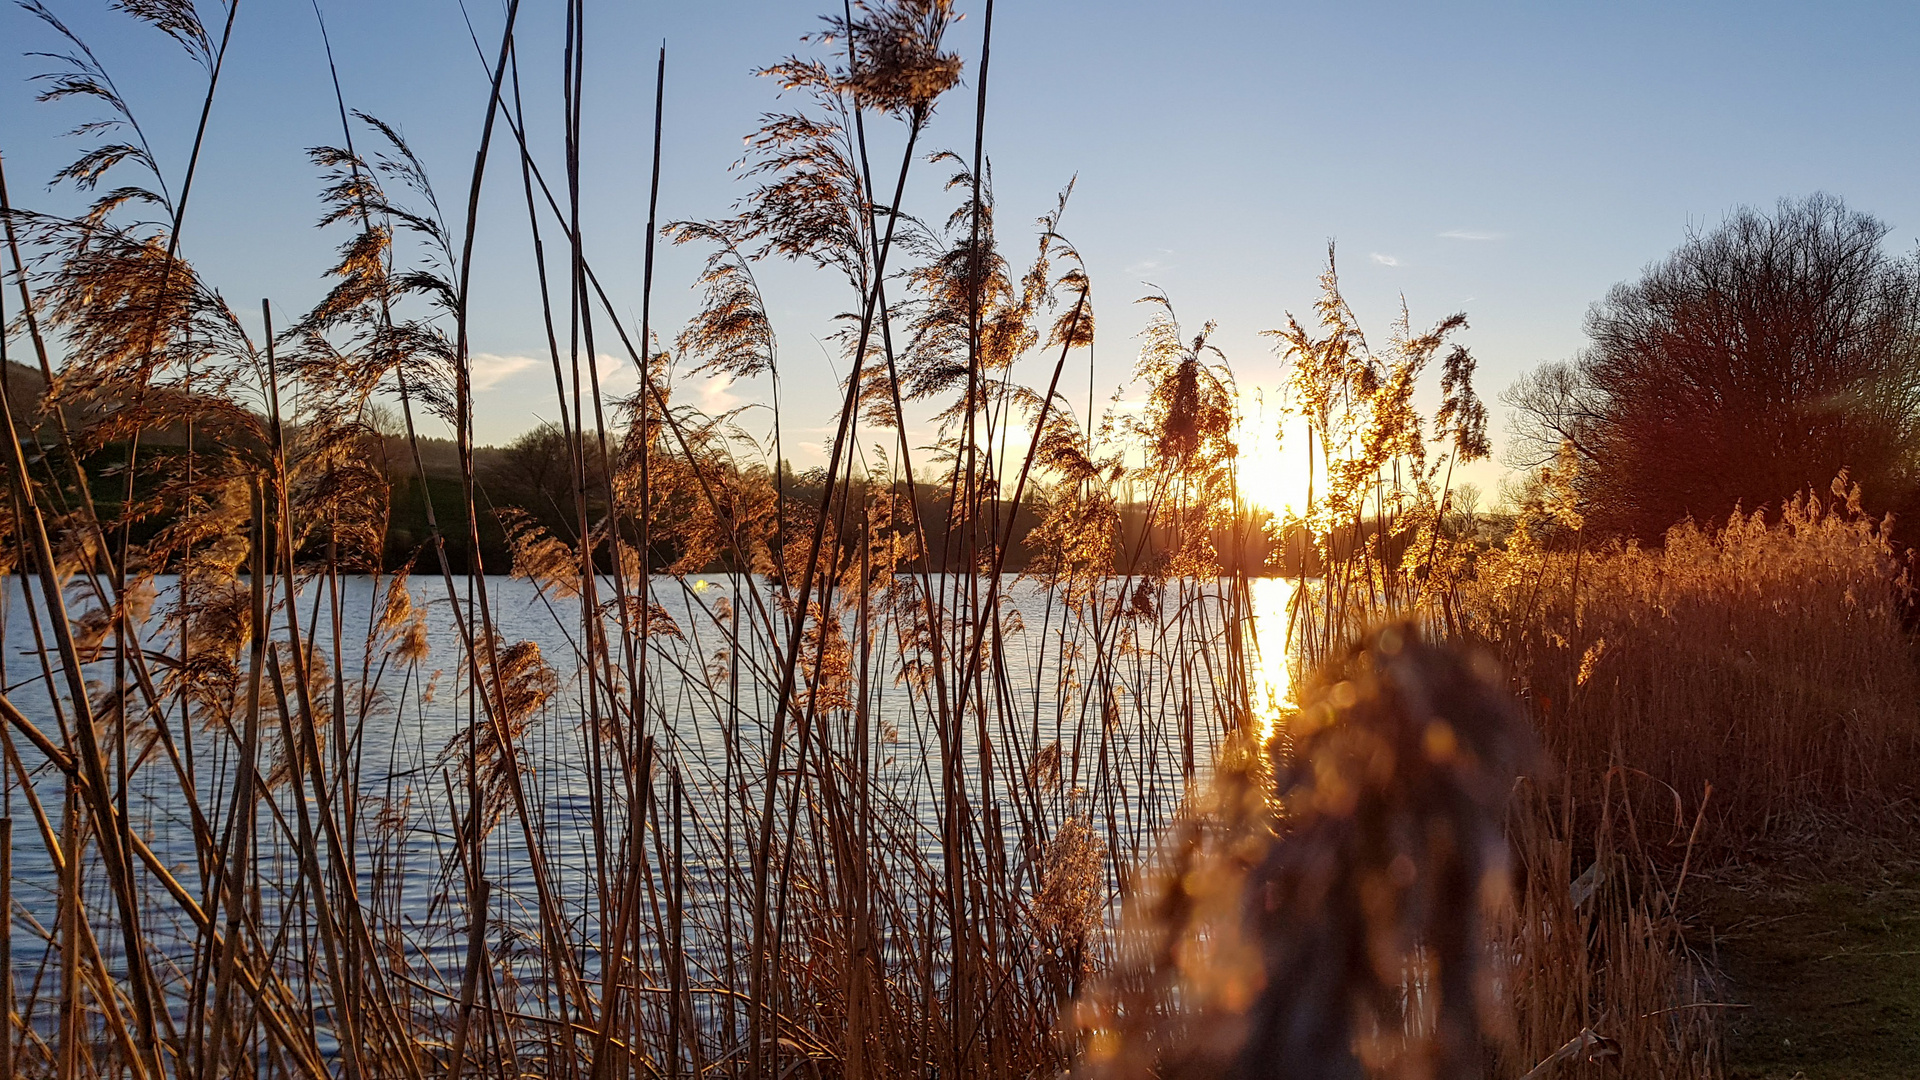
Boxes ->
[1233,398,1313,521]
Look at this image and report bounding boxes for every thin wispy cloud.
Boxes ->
[694,372,743,413]
[593,352,638,397]
[475,352,643,401]
[1371,252,1400,267]
[1438,228,1503,241]
[470,352,539,391]
[1126,248,1176,274]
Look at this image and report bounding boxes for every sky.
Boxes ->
[6,0,1920,505]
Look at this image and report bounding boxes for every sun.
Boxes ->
[1232,400,1313,521]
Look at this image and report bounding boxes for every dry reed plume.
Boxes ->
[1079,625,1535,1080]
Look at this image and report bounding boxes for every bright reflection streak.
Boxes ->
[1247,576,1301,742]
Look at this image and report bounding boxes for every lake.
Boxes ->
[0,570,1297,1063]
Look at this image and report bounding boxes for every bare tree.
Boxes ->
[1509,194,1920,542]
[481,421,604,534]
[1500,359,1602,470]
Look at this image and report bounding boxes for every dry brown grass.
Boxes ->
[1500,784,1722,1079]
[9,0,1914,1075]
[1465,480,1920,841]
[0,3,1280,1077]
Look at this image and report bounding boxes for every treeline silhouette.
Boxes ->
[5,375,1294,576]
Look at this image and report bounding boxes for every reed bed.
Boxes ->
[0,1,1278,1076]
[1446,476,1920,1079]
[1253,305,1920,1072]
[1465,479,1920,840]
[1061,254,1739,1079]
[1499,781,1721,1080]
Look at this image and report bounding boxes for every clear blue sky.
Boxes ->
[5,0,1920,483]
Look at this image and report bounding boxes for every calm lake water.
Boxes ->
[0,571,1298,1043]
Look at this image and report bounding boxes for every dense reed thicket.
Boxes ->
[0,1,1284,1076]
[1465,479,1920,1080]
[1062,254,1743,1079]
[1467,477,1920,839]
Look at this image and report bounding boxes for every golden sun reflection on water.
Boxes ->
[1247,576,1302,743]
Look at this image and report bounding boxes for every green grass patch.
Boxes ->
[1695,830,1920,1079]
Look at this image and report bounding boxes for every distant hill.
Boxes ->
[2,359,49,427]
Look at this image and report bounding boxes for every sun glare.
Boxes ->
[1233,400,1312,521]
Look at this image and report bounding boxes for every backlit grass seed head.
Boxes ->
[443,638,557,831]
[887,159,1052,426]
[1267,250,1476,557]
[499,508,583,599]
[159,475,254,580]
[816,0,962,117]
[1027,485,1121,602]
[377,569,430,665]
[668,221,777,380]
[184,577,250,665]
[294,115,466,425]
[110,0,213,67]
[376,565,416,633]
[1028,741,1064,793]
[70,576,155,661]
[22,0,199,223]
[11,215,267,428]
[1036,815,1107,977]
[730,102,868,282]
[796,601,856,714]
[289,464,390,569]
